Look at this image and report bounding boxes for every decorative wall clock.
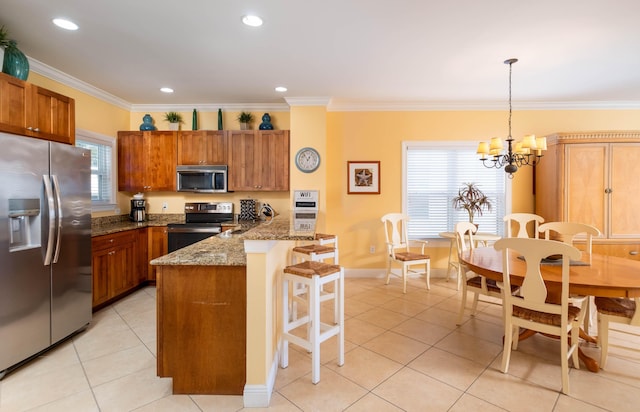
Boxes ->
[295,147,321,173]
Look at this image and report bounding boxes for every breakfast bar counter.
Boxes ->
[151,214,315,406]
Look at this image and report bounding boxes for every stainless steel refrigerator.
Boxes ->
[0,132,92,378]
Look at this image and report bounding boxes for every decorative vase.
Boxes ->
[192,109,198,130]
[259,113,274,130]
[217,108,223,130]
[139,114,157,131]
[240,122,248,130]
[2,41,29,81]
[168,122,179,131]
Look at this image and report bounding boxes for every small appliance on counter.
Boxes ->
[130,193,146,222]
[239,199,257,221]
[259,203,278,221]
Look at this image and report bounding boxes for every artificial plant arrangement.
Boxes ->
[451,182,492,224]
[237,111,254,129]
[164,111,184,124]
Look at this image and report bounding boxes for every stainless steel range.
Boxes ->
[167,202,234,252]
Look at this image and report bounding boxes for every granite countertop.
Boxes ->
[92,214,185,237]
[151,214,316,267]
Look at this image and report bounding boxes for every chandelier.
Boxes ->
[476,58,546,178]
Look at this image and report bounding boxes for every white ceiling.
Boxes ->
[2,0,640,110]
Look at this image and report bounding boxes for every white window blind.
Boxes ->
[404,142,507,239]
[75,130,117,211]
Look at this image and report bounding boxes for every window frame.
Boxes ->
[75,129,118,213]
[401,140,512,240]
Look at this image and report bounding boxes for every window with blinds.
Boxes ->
[404,142,507,239]
[76,130,116,210]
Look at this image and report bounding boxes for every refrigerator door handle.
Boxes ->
[51,175,63,264]
[42,175,56,266]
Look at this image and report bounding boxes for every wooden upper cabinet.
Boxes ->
[0,72,75,144]
[227,130,289,191]
[177,130,227,165]
[118,131,177,192]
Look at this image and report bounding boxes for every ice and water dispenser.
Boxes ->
[8,198,41,252]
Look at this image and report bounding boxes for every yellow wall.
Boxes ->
[323,109,640,270]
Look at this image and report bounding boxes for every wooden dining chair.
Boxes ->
[594,296,640,369]
[380,213,430,293]
[494,237,582,395]
[503,213,544,238]
[455,221,518,325]
[538,221,601,333]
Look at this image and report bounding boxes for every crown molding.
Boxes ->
[28,57,132,111]
[285,97,332,107]
[327,100,640,111]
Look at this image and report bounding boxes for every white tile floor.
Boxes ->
[1,276,639,411]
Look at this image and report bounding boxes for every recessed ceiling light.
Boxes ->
[275,86,287,93]
[160,87,174,93]
[52,18,78,31]
[242,15,263,27]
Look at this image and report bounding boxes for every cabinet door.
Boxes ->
[118,131,146,192]
[257,130,289,191]
[91,247,111,307]
[109,240,136,297]
[565,144,607,234]
[144,131,177,191]
[178,131,227,165]
[227,130,258,191]
[137,228,149,283]
[31,85,75,144]
[148,226,168,281]
[610,144,640,238]
[0,73,30,135]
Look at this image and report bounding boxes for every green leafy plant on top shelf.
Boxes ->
[164,111,184,124]
[451,182,492,224]
[237,111,254,123]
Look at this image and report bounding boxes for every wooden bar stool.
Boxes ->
[290,234,339,321]
[280,261,344,384]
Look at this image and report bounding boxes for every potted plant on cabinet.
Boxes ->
[164,112,183,131]
[237,111,254,130]
[451,182,492,224]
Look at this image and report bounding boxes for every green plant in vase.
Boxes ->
[164,112,183,130]
[451,182,492,224]
[237,111,254,130]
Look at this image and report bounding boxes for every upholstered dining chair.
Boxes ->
[455,221,518,325]
[595,296,640,369]
[494,237,582,395]
[503,213,544,238]
[380,213,430,293]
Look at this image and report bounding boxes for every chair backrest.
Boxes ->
[381,213,410,252]
[503,213,545,238]
[538,222,601,253]
[494,237,581,321]
[454,221,477,257]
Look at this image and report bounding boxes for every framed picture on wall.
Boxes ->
[347,161,380,194]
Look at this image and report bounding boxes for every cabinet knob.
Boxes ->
[34,128,39,132]
[27,126,33,130]
[109,239,114,243]
[605,188,613,194]
[109,250,115,255]
[630,251,638,256]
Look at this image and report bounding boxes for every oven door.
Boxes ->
[167,225,221,252]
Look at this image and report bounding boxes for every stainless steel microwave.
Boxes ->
[176,165,228,193]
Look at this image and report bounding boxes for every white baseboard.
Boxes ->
[243,341,279,407]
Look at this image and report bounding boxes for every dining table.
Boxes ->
[460,246,640,372]
[439,231,502,280]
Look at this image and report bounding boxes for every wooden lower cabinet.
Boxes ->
[92,230,138,307]
[147,226,168,281]
[157,265,246,394]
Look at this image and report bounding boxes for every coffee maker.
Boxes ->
[130,194,146,222]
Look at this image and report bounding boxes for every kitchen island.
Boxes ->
[151,214,315,406]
